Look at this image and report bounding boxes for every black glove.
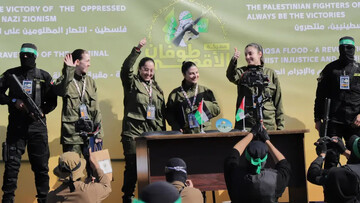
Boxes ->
[258,127,270,142]
[250,123,270,142]
[250,123,262,136]
[315,138,327,156]
[333,137,346,154]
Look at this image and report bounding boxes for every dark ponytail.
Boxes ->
[181,61,197,75]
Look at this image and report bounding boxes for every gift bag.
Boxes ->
[90,138,113,181]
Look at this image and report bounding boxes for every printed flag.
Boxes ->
[236,97,245,121]
[194,99,210,125]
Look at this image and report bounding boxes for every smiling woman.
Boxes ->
[119,38,166,203]
[165,60,221,134]
[226,43,285,131]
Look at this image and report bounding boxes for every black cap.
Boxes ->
[139,181,180,203]
[165,158,187,183]
[246,141,268,159]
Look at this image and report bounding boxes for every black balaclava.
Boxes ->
[20,43,38,69]
[165,157,187,184]
[338,36,355,65]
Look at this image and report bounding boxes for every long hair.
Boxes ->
[137,57,163,95]
[245,43,264,65]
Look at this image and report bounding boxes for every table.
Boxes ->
[136,129,309,203]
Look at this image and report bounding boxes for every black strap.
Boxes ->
[58,160,82,192]
[34,68,41,107]
[66,181,76,193]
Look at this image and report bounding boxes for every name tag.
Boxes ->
[146,105,155,120]
[188,113,199,128]
[340,75,350,90]
[79,103,89,119]
[22,80,33,94]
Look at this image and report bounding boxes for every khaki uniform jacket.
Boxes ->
[226,58,284,130]
[172,181,203,203]
[166,80,220,134]
[53,65,103,144]
[46,167,111,203]
[120,47,166,138]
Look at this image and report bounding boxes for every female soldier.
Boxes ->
[166,61,220,134]
[120,38,166,203]
[226,43,284,130]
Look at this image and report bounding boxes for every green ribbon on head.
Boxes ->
[353,137,360,159]
[339,39,355,46]
[20,47,38,56]
[245,149,268,174]
[132,197,182,203]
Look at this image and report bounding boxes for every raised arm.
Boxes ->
[120,38,146,89]
[52,54,77,97]
[226,47,242,84]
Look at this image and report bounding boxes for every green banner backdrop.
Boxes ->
[1,0,360,201]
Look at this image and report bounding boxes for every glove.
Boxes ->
[250,123,262,136]
[258,127,270,142]
[315,138,327,156]
[250,123,270,142]
[333,137,346,154]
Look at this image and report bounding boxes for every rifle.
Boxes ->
[11,74,46,126]
[320,98,331,138]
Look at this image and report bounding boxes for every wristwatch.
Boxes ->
[11,98,17,103]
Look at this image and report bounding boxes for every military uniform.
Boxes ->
[314,59,360,141]
[53,65,103,147]
[166,80,220,134]
[120,47,166,202]
[53,64,103,178]
[0,66,57,203]
[227,58,284,130]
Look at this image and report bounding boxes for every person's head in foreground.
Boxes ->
[133,181,181,203]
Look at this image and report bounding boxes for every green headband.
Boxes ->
[245,149,268,174]
[20,47,38,56]
[353,137,360,159]
[339,39,355,46]
[132,197,182,203]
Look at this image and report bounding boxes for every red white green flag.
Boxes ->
[236,97,245,121]
[194,99,209,125]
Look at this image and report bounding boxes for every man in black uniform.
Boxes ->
[307,135,360,202]
[224,125,291,203]
[0,43,57,203]
[314,36,360,169]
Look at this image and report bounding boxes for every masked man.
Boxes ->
[314,36,360,168]
[0,43,57,203]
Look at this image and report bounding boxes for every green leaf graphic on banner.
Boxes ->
[197,18,209,33]
[163,8,178,43]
